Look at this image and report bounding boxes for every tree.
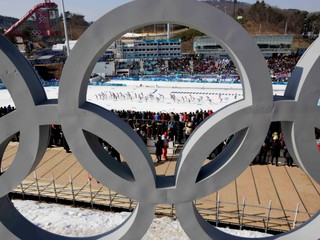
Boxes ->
[313,14,320,34]
[237,8,244,17]
[286,10,308,35]
[21,26,33,41]
[60,12,89,40]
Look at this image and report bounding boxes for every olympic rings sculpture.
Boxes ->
[0,0,319,239]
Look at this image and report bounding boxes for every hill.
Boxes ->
[1,1,318,51]
[203,0,251,16]
[0,15,18,32]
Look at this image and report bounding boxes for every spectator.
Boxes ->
[270,135,281,166]
[155,135,163,162]
[184,118,194,141]
[162,132,169,161]
[284,147,293,167]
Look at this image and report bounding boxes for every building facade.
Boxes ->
[117,39,181,59]
[194,35,294,58]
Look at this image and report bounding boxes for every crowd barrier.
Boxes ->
[9,169,312,235]
[0,76,288,89]
[38,76,288,88]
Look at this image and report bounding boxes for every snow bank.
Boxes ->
[13,200,272,239]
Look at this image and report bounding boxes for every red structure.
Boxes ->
[4,0,61,38]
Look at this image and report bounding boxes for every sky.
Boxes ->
[0,0,320,23]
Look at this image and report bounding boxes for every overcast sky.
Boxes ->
[1,0,319,22]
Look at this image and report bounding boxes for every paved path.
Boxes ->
[2,142,319,233]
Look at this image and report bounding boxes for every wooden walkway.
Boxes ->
[2,142,319,234]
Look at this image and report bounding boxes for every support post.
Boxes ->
[216,192,220,227]
[89,180,93,208]
[108,188,112,210]
[129,198,132,211]
[240,197,246,230]
[265,200,272,233]
[34,171,41,201]
[292,203,300,229]
[20,183,25,200]
[69,175,75,205]
[171,204,174,217]
[52,173,58,203]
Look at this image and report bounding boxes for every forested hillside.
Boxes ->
[1,0,318,50]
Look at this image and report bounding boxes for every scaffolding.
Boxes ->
[4,1,61,38]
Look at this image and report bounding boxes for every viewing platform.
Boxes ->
[2,142,319,235]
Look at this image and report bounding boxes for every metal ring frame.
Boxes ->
[0,0,319,239]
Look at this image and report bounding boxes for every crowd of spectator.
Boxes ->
[48,125,70,153]
[109,109,302,167]
[0,105,19,142]
[143,59,166,75]
[108,109,214,144]
[2,102,305,167]
[115,61,140,70]
[192,57,236,75]
[266,55,300,81]
[114,55,299,81]
[0,105,15,117]
[168,57,192,74]
[116,57,237,76]
[48,108,306,166]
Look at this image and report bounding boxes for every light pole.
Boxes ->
[233,0,237,19]
[61,0,70,56]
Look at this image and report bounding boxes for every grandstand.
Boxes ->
[194,35,294,57]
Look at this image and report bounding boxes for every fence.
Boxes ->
[11,171,313,235]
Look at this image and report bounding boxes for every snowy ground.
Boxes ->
[13,199,272,239]
[0,80,286,113]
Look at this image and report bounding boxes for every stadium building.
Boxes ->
[116,39,181,59]
[194,35,294,58]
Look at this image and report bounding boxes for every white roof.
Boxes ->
[52,40,78,51]
[123,32,144,38]
[37,55,54,60]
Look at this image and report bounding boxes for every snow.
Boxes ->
[13,199,272,239]
[0,80,286,113]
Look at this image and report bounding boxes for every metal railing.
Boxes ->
[12,171,313,234]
